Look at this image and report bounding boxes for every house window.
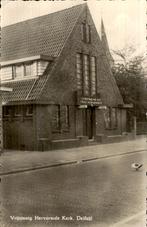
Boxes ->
[14,105,22,117]
[76,54,83,89]
[13,65,24,78]
[81,23,91,43]
[83,55,90,96]
[90,56,96,96]
[61,105,70,130]
[3,106,11,117]
[1,66,13,81]
[24,62,33,77]
[52,105,60,131]
[103,107,117,129]
[26,105,33,116]
[52,105,70,132]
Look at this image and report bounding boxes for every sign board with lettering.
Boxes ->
[77,96,102,106]
[76,90,102,106]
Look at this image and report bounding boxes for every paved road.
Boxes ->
[1,151,147,227]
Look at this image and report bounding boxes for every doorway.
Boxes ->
[83,107,95,139]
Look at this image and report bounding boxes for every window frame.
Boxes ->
[3,106,11,118]
[90,56,97,97]
[13,64,24,79]
[25,105,33,117]
[61,105,70,131]
[81,23,91,43]
[76,53,97,97]
[103,107,118,130]
[76,53,83,90]
[52,105,70,133]
[83,54,90,96]
[52,105,60,132]
[14,105,22,117]
[111,107,117,129]
[24,62,33,77]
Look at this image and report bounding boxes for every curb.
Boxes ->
[0,161,78,176]
[82,149,146,162]
[0,149,146,176]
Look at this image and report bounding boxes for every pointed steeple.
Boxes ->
[101,19,114,67]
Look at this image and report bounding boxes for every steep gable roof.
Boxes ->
[100,19,114,67]
[1,4,85,62]
[1,4,86,103]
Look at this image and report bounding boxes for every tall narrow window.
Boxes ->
[76,53,97,96]
[104,107,111,129]
[111,108,117,128]
[81,23,91,43]
[90,56,96,96]
[83,55,90,96]
[61,105,69,130]
[76,54,83,90]
[81,23,86,42]
[52,105,60,131]
[86,24,91,43]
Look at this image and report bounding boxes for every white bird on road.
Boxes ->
[131,163,143,171]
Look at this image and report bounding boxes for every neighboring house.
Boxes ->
[1,4,129,151]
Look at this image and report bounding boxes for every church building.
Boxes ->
[1,4,129,151]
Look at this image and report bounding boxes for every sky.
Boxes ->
[1,0,146,58]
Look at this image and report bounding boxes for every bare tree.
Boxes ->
[112,46,146,121]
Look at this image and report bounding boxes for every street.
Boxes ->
[1,150,147,227]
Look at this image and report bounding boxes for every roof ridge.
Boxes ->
[2,3,86,29]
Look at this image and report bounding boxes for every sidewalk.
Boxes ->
[0,136,146,175]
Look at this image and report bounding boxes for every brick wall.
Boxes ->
[0,96,3,150]
[40,7,123,107]
[39,6,126,138]
[3,117,34,150]
[3,105,36,150]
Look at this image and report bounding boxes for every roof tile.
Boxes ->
[2,79,36,103]
[1,4,84,62]
[1,4,85,103]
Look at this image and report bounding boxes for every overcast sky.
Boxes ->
[1,0,146,57]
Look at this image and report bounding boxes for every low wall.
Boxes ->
[137,122,147,135]
[37,136,89,151]
[95,133,135,144]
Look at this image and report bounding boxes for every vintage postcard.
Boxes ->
[0,0,147,226]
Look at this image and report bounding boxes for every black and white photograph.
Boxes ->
[0,0,147,226]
